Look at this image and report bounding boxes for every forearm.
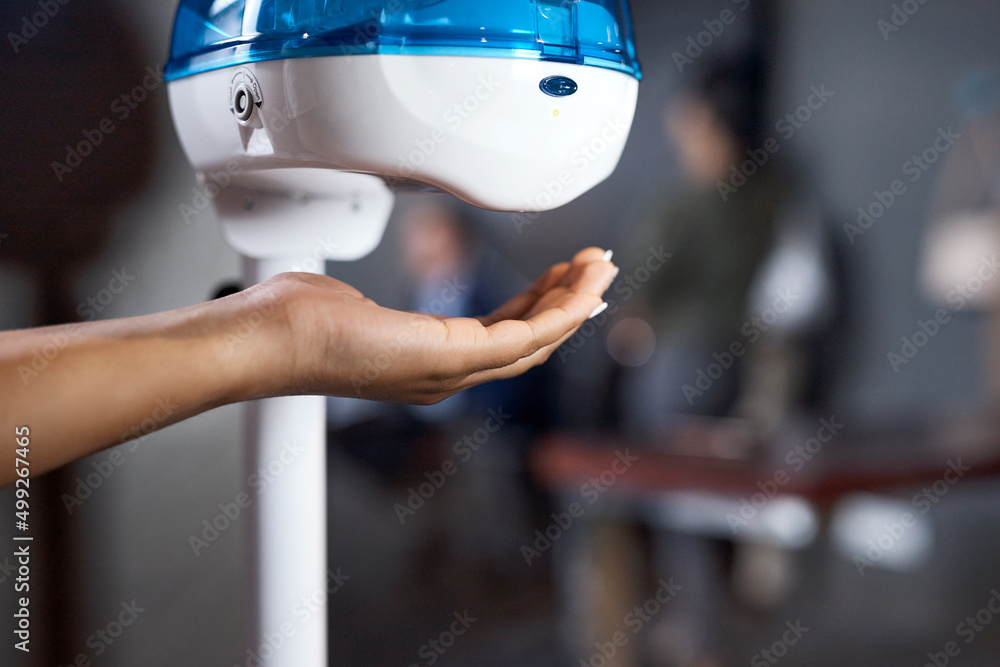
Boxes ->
[0,291,277,484]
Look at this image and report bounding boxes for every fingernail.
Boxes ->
[589,302,609,319]
[602,249,614,262]
[603,266,620,292]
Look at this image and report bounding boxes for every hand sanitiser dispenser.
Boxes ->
[165,1,640,664]
[167,0,640,259]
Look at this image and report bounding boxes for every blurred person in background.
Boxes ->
[612,52,840,444]
[601,50,844,666]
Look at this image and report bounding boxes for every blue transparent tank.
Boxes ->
[166,0,641,82]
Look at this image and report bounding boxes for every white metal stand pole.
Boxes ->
[244,256,327,667]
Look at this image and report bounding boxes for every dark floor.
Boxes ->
[326,436,1000,667]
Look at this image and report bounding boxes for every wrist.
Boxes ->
[213,279,300,403]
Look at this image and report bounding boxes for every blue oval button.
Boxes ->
[540,76,578,97]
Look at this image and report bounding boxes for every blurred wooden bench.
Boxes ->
[530,417,1000,666]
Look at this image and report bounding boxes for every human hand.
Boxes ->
[246,247,618,404]
[0,248,616,482]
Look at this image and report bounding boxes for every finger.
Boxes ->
[465,285,604,374]
[476,261,571,326]
[572,246,612,266]
[483,249,615,326]
[523,258,617,320]
[488,247,608,322]
[557,247,612,288]
[476,256,616,376]
[452,299,599,389]
[565,252,618,295]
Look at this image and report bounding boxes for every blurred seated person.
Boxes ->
[327,198,556,583]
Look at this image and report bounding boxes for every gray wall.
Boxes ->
[774,0,999,421]
[0,2,247,665]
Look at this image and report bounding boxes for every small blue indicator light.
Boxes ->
[540,76,579,97]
